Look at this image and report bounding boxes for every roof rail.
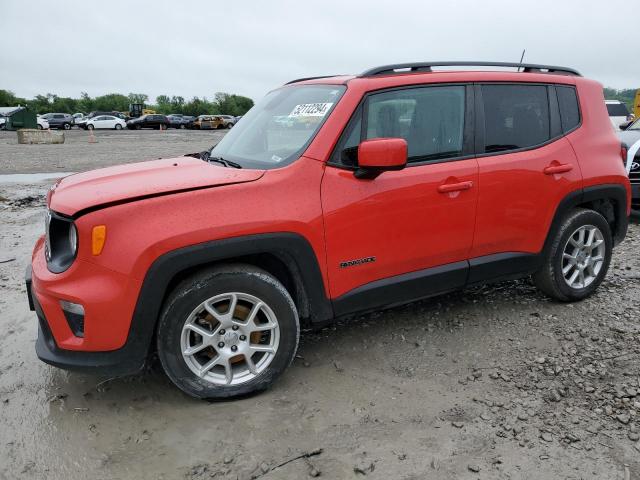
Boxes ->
[360,62,581,77]
[285,75,341,85]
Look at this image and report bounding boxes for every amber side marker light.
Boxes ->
[91,225,107,255]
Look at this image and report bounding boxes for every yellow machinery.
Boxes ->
[634,89,640,118]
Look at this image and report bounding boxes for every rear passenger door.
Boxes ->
[321,84,478,315]
[469,83,582,278]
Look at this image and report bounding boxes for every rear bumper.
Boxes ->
[27,264,147,376]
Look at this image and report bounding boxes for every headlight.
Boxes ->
[44,211,52,262]
[45,209,78,273]
[68,223,78,255]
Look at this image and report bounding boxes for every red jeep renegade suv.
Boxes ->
[27,62,631,399]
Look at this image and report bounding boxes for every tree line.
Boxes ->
[2,87,636,117]
[0,90,254,117]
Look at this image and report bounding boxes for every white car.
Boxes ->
[37,117,50,130]
[85,115,127,130]
[605,100,631,129]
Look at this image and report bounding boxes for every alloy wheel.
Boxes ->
[180,292,280,386]
[561,224,605,289]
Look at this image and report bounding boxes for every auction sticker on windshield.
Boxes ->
[289,103,333,117]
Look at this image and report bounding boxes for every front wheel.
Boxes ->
[157,265,300,399]
[533,208,612,302]
[115,124,122,130]
[87,124,94,130]
[63,123,71,130]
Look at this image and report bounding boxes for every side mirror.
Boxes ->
[355,138,408,179]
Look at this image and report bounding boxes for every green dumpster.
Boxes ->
[3,106,37,130]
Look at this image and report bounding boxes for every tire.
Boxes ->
[136,125,141,130]
[87,124,94,130]
[115,124,122,130]
[63,123,71,130]
[157,264,300,400]
[37,124,43,130]
[533,208,612,302]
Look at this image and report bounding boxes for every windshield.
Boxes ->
[210,84,345,169]
[628,118,640,131]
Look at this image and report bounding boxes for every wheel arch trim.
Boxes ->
[545,184,628,251]
[123,232,333,367]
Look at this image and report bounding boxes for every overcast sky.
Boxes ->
[1,0,637,103]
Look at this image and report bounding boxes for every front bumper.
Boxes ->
[631,182,640,210]
[27,263,147,376]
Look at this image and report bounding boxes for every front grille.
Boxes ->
[630,155,640,184]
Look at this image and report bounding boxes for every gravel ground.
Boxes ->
[0,129,225,174]
[1,130,640,479]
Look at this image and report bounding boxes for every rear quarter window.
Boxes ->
[556,86,580,133]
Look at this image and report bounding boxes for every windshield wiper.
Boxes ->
[208,156,242,169]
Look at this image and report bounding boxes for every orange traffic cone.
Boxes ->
[88,127,97,144]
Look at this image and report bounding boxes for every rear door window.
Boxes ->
[481,84,550,153]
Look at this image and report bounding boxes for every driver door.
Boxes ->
[321,84,478,316]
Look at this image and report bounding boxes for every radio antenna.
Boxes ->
[518,49,526,72]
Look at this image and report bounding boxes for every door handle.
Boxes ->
[543,163,573,175]
[437,181,473,193]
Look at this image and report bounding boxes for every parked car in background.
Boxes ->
[126,114,170,130]
[192,115,224,130]
[0,116,5,129]
[85,115,127,130]
[605,100,631,129]
[617,117,640,210]
[167,114,195,129]
[36,117,49,130]
[87,111,128,120]
[39,113,74,130]
[218,115,236,128]
[234,115,243,124]
[74,116,88,129]
[183,116,196,128]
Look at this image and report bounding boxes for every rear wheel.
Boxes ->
[63,123,71,130]
[157,265,300,399]
[533,208,612,301]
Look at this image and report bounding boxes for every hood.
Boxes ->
[49,157,264,216]
[617,130,640,149]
